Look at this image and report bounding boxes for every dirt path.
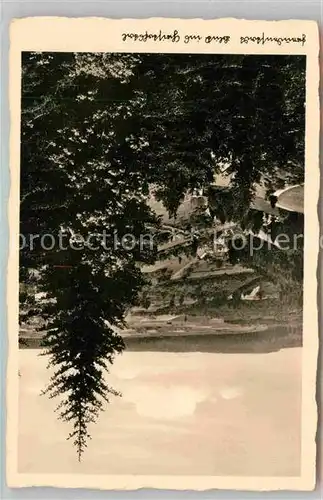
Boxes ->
[274,185,304,213]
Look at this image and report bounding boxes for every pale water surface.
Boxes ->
[18,347,302,476]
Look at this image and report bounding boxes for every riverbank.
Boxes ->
[19,296,302,351]
[20,324,302,354]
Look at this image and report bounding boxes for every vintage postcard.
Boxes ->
[7,17,320,491]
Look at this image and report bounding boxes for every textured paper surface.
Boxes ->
[7,17,320,491]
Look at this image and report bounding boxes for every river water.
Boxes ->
[18,340,302,477]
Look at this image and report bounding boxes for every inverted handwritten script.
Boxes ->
[121,30,306,47]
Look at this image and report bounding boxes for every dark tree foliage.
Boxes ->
[21,52,159,458]
[20,52,305,457]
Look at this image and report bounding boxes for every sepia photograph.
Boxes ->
[7,18,319,491]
